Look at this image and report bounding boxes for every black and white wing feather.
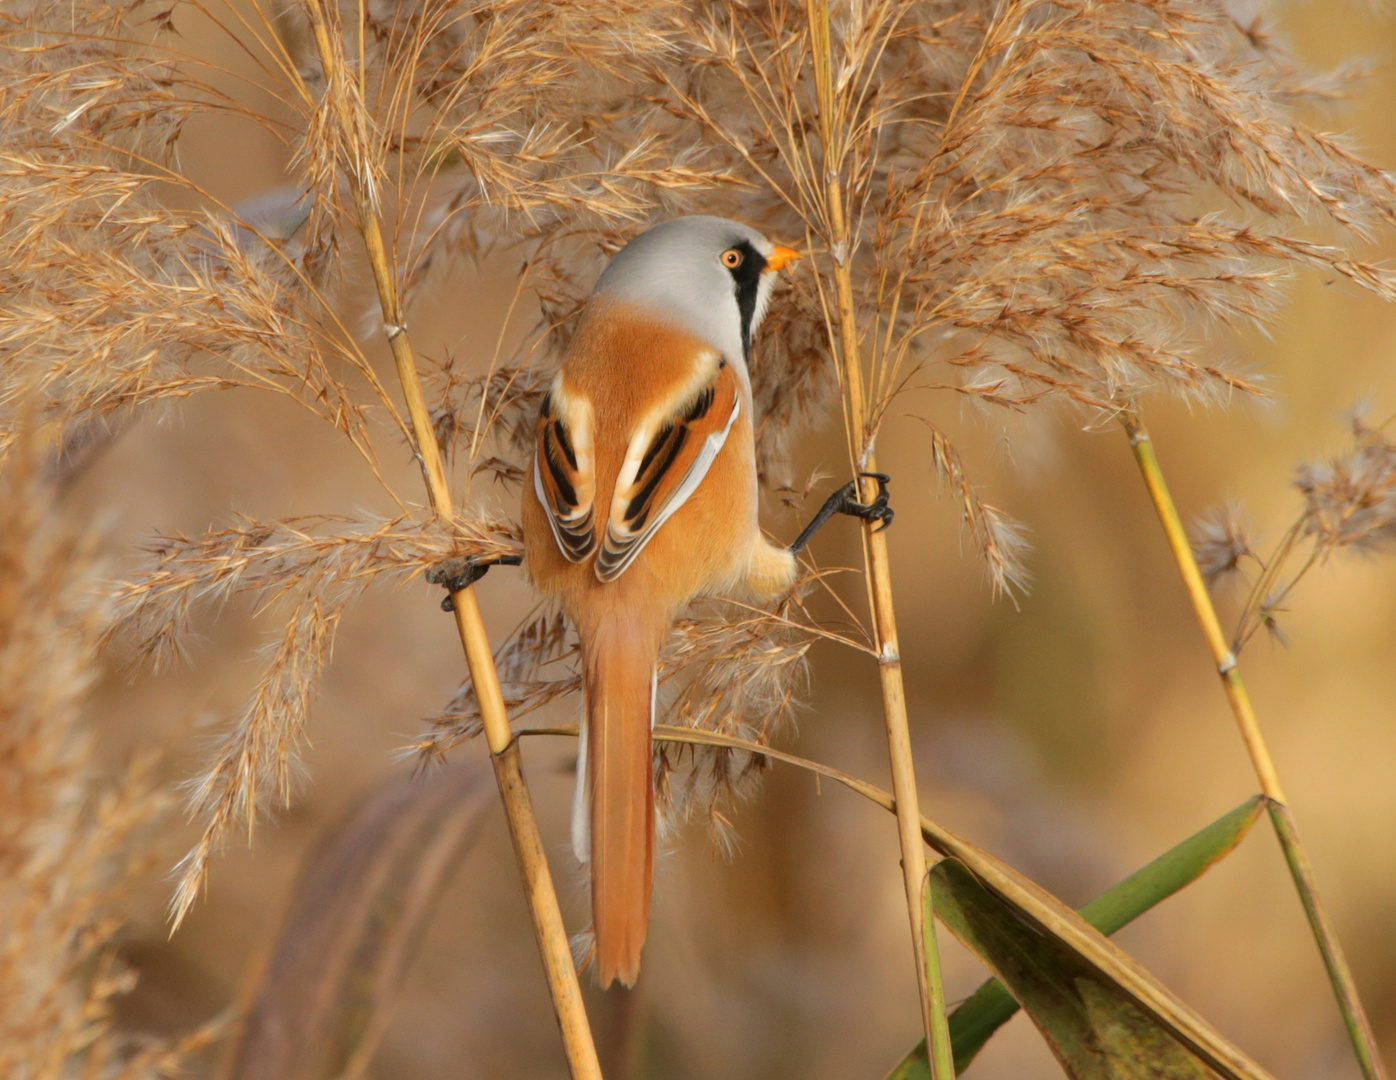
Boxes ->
[533,383,596,562]
[595,357,740,583]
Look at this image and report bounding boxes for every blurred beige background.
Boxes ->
[78,4,1396,1077]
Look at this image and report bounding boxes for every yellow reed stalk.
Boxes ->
[1120,407,1386,1080]
[805,0,946,1058]
[301,5,602,1076]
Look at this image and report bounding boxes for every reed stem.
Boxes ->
[806,0,945,1054]
[920,873,955,1080]
[302,5,602,1076]
[1120,407,1386,1080]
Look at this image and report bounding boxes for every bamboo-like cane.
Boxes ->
[301,6,602,1077]
[1120,407,1386,1080]
[805,0,947,1059]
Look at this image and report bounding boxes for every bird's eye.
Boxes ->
[721,248,744,269]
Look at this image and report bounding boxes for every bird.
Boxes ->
[439,216,892,988]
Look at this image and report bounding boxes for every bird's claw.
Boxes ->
[787,473,895,555]
[843,472,894,533]
[427,554,521,611]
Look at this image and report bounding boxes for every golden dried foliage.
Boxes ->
[654,0,1396,588]
[0,2,384,469]
[109,512,514,924]
[0,430,219,1077]
[5,0,1396,981]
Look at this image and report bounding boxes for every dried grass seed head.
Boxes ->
[0,426,213,1076]
[1192,502,1259,585]
[657,0,1396,592]
[1296,418,1396,553]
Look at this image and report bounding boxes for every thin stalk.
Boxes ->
[301,5,601,1077]
[920,873,955,1080]
[1120,407,1386,1080]
[1232,519,1305,654]
[806,0,944,1054]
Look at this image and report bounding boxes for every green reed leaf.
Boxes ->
[931,858,1215,1079]
[886,796,1263,1078]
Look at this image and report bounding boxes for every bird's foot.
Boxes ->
[836,472,894,533]
[788,472,894,554]
[427,554,522,611]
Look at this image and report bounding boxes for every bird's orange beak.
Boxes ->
[764,245,803,273]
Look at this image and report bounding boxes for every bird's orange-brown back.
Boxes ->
[523,300,761,612]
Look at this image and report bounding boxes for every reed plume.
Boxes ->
[4,0,1396,1073]
[0,426,220,1077]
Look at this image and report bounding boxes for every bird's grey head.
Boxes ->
[591,215,800,367]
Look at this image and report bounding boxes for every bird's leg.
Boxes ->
[789,473,894,555]
[428,553,523,612]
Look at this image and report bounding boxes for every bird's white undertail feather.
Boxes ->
[572,708,590,864]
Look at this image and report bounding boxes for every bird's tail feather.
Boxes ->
[578,614,659,989]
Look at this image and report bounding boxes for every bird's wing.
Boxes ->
[596,354,740,583]
[533,380,597,562]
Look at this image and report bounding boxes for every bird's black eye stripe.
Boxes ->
[722,239,766,282]
[724,239,767,363]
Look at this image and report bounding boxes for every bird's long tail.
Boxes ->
[574,613,661,988]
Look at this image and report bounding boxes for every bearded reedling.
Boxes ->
[437,217,892,986]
